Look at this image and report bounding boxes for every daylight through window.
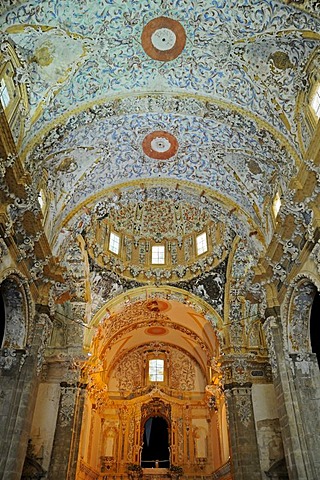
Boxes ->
[152,245,165,264]
[196,232,208,255]
[311,84,320,119]
[0,78,10,108]
[149,359,164,382]
[109,232,120,254]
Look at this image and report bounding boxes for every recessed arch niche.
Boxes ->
[287,278,318,354]
[77,287,229,478]
[0,275,29,349]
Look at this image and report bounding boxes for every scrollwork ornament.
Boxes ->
[263,316,279,378]
[35,313,53,376]
[234,388,252,427]
[232,357,248,385]
[0,164,5,178]
[291,352,314,376]
[311,242,320,276]
[59,386,77,427]
[0,348,17,370]
[0,238,8,261]
[0,153,17,169]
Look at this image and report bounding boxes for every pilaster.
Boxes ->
[290,353,320,477]
[0,312,52,480]
[263,315,315,480]
[225,384,262,480]
[221,354,269,480]
[47,362,84,480]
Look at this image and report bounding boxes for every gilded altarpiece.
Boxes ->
[77,343,229,478]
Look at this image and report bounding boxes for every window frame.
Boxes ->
[0,78,10,108]
[310,83,320,120]
[196,232,208,256]
[151,245,165,264]
[148,358,165,382]
[109,231,120,255]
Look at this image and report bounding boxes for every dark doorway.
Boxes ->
[310,290,320,367]
[141,416,170,468]
[0,289,5,348]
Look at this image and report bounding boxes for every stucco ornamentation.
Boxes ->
[234,388,252,427]
[289,282,316,353]
[1,279,27,349]
[0,348,17,370]
[170,350,195,391]
[263,316,279,378]
[59,386,78,427]
[291,352,315,375]
[34,313,53,375]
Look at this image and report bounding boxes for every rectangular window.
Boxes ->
[311,85,320,119]
[152,245,165,264]
[196,232,207,255]
[109,232,120,254]
[272,191,281,218]
[0,79,10,108]
[38,190,45,211]
[149,359,164,382]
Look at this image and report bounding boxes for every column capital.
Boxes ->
[221,353,272,387]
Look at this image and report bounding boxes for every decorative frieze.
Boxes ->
[221,353,272,386]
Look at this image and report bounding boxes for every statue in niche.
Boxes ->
[193,426,207,459]
[2,285,26,349]
[50,320,67,347]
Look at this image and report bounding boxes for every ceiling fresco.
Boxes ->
[1,1,319,238]
[1,0,319,148]
[0,0,319,338]
[30,96,296,236]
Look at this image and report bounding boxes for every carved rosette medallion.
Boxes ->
[142,131,179,160]
[141,17,186,61]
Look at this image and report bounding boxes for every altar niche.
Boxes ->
[141,416,170,468]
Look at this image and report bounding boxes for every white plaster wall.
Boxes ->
[30,383,61,471]
[252,384,283,480]
[194,363,206,391]
[252,384,278,422]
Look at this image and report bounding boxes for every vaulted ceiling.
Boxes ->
[1,1,319,349]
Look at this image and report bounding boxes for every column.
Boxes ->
[263,314,314,479]
[48,376,85,480]
[0,312,52,480]
[225,384,262,480]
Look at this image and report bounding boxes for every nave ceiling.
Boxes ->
[0,0,320,354]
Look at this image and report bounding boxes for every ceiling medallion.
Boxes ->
[145,326,168,336]
[146,299,170,312]
[142,131,178,160]
[141,16,186,61]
